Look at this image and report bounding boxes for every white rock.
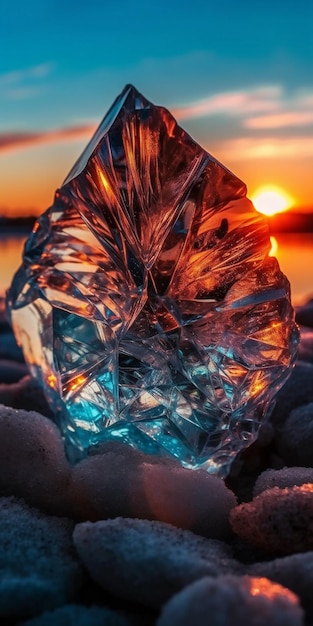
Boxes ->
[0,375,51,415]
[0,405,71,516]
[254,467,313,496]
[73,517,240,608]
[20,604,130,626]
[249,551,313,620]
[270,363,313,427]
[0,331,24,361]
[296,302,313,328]
[297,328,313,363]
[277,403,313,466]
[157,575,304,626]
[0,358,28,383]
[0,497,83,620]
[230,484,313,554]
[69,442,236,537]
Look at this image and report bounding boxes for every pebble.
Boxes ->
[230,483,313,554]
[20,604,131,626]
[73,517,240,609]
[0,375,52,416]
[276,403,313,466]
[0,297,10,333]
[157,575,304,626]
[0,299,312,622]
[0,331,24,361]
[69,443,236,537]
[0,358,28,383]
[249,551,313,620]
[0,405,71,516]
[254,467,313,495]
[296,301,313,328]
[270,362,313,427]
[297,328,313,363]
[0,497,83,620]
[0,401,236,532]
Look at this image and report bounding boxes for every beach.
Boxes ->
[0,292,313,625]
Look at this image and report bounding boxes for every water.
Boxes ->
[269,233,313,306]
[0,234,27,298]
[0,231,312,306]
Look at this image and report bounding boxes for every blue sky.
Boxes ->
[1,0,313,214]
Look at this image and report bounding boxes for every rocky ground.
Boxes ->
[0,296,313,626]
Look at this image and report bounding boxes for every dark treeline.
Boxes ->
[0,216,36,234]
[268,212,313,233]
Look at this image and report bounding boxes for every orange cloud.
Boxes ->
[173,85,313,139]
[173,86,281,120]
[245,111,313,129]
[214,136,313,160]
[0,124,96,153]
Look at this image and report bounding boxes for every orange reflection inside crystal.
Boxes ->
[47,373,58,389]
[99,170,116,204]
[99,171,110,193]
[70,375,86,391]
[248,577,297,603]
[252,380,266,395]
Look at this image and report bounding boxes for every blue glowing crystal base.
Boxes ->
[8,85,299,475]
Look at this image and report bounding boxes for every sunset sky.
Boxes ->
[1,0,313,217]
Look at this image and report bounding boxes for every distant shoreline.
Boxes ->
[1,213,313,234]
[0,217,36,235]
[268,212,313,234]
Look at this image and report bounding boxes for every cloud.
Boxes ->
[214,136,313,161]
[0,63,55,86]
[2,81,313,162]
[0,124,96,152]
[244,91,313,129]
[0,62,56,100]
[28,63,55,79]
[173,86,282,120]
[245,110,313,129]
[4,86,42,100]
[166,83,313,160]
[174,85,313,132]
[2,123,313,164]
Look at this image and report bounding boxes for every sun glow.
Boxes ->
[251,186,294,216]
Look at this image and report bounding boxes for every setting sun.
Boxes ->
[250,186,294,217]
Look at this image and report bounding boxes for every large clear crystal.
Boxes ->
[7,85,299,475]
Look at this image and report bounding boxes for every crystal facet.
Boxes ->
[7,85,299,475]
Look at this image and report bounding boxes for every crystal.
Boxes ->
[7,85,299,475]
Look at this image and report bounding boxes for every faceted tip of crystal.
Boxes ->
[105,84,152,118]
[120,83,153,109]
[122,83,139,95]
[62,84,153,186]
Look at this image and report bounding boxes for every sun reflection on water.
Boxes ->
[269,236,278,257]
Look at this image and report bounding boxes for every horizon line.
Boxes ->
[1,205,313,219]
